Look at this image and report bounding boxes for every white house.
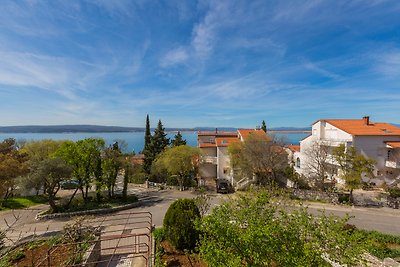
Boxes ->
[197,129,266,188]
[293,116,400,186]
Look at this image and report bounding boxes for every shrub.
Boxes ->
[153,227,165,242]
[388,187,400,198]
[163,199,200,250]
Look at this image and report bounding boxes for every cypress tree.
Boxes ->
[152,120,170,155]
[261,120,267,133]
[143,114,153,174]
[171,131,186,147]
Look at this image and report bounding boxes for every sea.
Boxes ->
[0,131,309,153]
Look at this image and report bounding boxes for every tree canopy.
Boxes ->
[171,131,186,147]
[228,134,288,187]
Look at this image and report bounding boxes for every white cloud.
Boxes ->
[160,47,189,68]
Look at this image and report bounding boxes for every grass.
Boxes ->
[55,194,138,213]
[358,230,400,260]
[0,195,48,211]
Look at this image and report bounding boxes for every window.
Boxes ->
[296,158,300,168]
[223,167,229,174]
[221,140,228,144]
[388,149,392,160]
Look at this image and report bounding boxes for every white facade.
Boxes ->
[294,117,400,186]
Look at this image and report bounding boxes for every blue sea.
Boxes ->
[0,131,308,153]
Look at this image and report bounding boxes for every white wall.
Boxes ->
[217,147,231,180]
[199,164,217,178]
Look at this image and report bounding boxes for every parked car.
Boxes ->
[216,180,230,194]
[60,180,79,189]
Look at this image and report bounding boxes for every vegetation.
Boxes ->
[228,134,289,187]
[143,114,152,174]
[0,138,29,205]
[163,199,200,250]
[0,195,48,211]
[152,145,200,190]
[196,191,367,266]
[171,131,186,147]
[261,120,267,132]
[357,230,400,259]
[333,144,375,202]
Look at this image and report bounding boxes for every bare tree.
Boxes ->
[303,140,335,189]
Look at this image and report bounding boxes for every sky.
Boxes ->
[0,0,400,128]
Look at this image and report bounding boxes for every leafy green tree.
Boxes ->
[21,140,65,195]
[333,144,375,203]
[171,131,186,147]
[143,114,152,174]
[163,199,200,250]
[102,143,123,198]
[228,134,288,187]
[0,139,29,204]
[261,120,267,132]
[152,145,200,190]
[56,138,105,202]
[30,158,72,212]
[197,191,366,266]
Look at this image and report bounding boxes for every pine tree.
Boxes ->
[171,131,186,147]
[261,120,267,133]
[152,120,170,155]
[143,114,153,174]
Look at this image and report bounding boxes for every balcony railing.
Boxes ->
[386,160,400,169]
[201,156,218,164]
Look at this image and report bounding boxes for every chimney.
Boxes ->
[363,116,370,125]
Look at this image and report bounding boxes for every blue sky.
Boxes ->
[1,1,400,128]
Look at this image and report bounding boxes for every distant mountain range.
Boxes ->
[0,125,312,133]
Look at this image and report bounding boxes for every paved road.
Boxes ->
[1,186,400,247]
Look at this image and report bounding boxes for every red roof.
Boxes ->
[385,141,400,149]
[238,129,266,139]
[287,145,300,152]
[319,118,400,136]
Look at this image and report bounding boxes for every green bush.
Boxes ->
[153,227,165,242]
[163,199,200,251]
[388,187,400,198]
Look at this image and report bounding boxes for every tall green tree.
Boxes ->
[102,143,123,198]
[143,114,153,174]
[171,131,186,147]
[261,120,267,132]
[152,119,170,155]
[333,144,375,203]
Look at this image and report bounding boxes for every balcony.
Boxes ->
[386,160,400,169]
[201,156,218,164]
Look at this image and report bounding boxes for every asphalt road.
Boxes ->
[1,186,400,247]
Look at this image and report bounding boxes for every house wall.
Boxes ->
[217,147,231,180]
[199,164,217,178]
[201,147,217,157]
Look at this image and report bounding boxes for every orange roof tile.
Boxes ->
[199,143,216,148]
[287,145,300,152]
[215,137,240,147]
[385,141,400,149]
[320,119,400,136]
[238,129,266,139]
[197,131,237,137]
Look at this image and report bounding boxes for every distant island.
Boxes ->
[0,125,312,133]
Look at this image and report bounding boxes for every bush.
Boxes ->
[388,187,400,198]
[153,227,165,242]
[163,199,200,250]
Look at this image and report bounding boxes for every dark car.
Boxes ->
[60,180,79,189]
[216,180,230,194]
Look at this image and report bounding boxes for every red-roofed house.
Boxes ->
[197,129,266,188]
[296,116,400,186]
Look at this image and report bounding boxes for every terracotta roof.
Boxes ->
[238,129,266,139]
[321,119,400,136]
[197,131,237,137]
[215,137,240,147]
[198,143,217,148]
[287,145,300,152]
[385,141,400,149]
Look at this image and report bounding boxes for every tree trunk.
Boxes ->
[66,187,79,209]
[48,194,58,213]
[122,166,129,201]
[349,189,354,204]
